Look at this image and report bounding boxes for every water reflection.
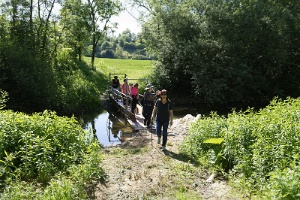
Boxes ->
[83,111,133,147]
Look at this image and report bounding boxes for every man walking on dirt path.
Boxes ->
[151,89,173,151]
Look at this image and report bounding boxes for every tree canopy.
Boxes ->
[141,0,300,107]
[0,0,121,113]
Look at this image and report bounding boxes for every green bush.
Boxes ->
[52,50,103,115]
[180,97,300,197]
[0,181,37,200]
[0,110,103,183]
[179,112,227,160]
[55,72,101,114]
[0,110,105,199]
[265,163,300,200]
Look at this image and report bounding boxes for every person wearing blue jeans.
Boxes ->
[151,89,173,151]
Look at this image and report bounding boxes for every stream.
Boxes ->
[82,104,231,147]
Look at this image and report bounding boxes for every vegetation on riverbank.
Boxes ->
[180,97,300,199]
[2,93,298,199]
[0,109,104,199]
[1,0,299,198]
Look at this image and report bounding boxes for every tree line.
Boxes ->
[86,29,151,60]
[0,0,123,114]
[141,0,300,108]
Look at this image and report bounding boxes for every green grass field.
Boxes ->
[83,57,155,80]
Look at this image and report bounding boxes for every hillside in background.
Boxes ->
[84,29,154,60]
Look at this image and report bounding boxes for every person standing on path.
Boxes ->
[121,79,130,95]
[142,84,156,128]
[131,83,139,114]
[151,89,173,151]
[121,79,130,104]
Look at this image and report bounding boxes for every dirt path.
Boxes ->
[95,115,242,199]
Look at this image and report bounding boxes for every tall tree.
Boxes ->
[139,0,300,106]
[85,0,122,70]
[60,0,90,61]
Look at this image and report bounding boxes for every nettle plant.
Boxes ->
[180,97,300,197]
[0,110,100,183]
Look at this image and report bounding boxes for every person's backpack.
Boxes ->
[145,92,155,102]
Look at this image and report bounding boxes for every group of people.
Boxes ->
[111,76,173,151]
[112,76,139,114]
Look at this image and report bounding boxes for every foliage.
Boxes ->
[0,0,119,115]
[0,41,104,115]
[265,163,300,199]
[60,0,91,61]
[0,110,105,198]
[82,0,122,70]
[53,53,104,115]
[179,97,300,198]
[0,42,58,112]
[88,30,149,60]
[0,90,8,110]
[142,0,300,106]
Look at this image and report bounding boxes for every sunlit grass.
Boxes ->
[83,57,155,79]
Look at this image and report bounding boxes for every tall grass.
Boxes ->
[179,97,300,199]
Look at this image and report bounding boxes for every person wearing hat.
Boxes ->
[151,89,173,151]
[112,76,120,90]
[142,84,156,128]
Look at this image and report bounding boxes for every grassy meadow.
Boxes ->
[83,57,155,79]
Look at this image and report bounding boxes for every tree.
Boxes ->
[60,0,90,61]
[139,0,300,106]
[85,0,122,70]
[140,0,200,98]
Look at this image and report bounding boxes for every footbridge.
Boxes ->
[106,73,155,131]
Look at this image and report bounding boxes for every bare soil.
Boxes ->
[94,115,243,199]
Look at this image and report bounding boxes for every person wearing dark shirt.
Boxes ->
[142,84,156,128]
[112,76,120,90]
[151,89,173,151]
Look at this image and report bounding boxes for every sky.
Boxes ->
[110,6,142,36]
[53,1,142,36]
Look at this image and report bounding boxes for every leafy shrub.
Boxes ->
[53,54,103,115]
[55,72,101,114]
[180,97,300,197]
[264,163,300,200]
[0,181,37,200]
[55,48,78,71]
[99,49,115,58]
[0,89,8,110]
[40,175,87,200]
[179,112,228,167]
[0,110,101,183]
[0,110,105,199]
